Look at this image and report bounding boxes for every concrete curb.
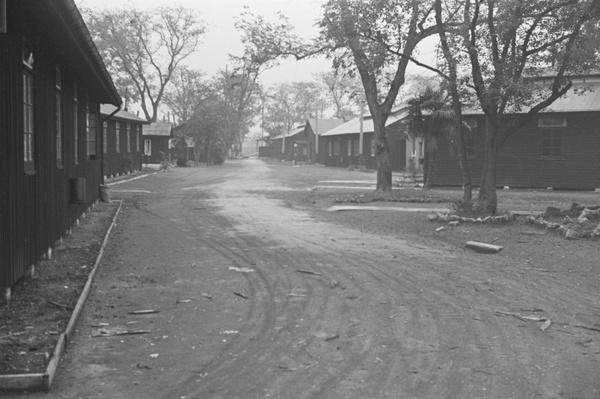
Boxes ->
[0,200,124,392]
[106,169,164,187]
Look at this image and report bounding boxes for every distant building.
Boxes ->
[142,122,173,164]
[100,105,148,177]
[319,108,415,172]
[266,118,345,162]
[431,74,600,190]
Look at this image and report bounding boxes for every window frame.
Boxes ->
[126,123,131,153]
[144,139,152,156]
[538,116,567,128]
[22,40,35,173]
[55,67,63,168]
[102,121,108,154]
[86,98,96,158]
[135,126,140,152]
[541,129,563,158]
[538,116,566,159]
[0,0,7,34]
[115,122,120,153]
[73,83,79,165]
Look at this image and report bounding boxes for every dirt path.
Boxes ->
[13,159,600,398]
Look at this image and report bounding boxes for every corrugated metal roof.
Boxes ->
[321,107,409,137]
[307,118,345,135]
[143,122,173,136]
[544,83,600,113]
[271,125,305,140]
[462,80,600,115]
[100,104,148,123]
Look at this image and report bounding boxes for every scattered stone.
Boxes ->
[564,229,580,240]
[545,206,562,217]
[528,204,600,239]
[448,221,460,227]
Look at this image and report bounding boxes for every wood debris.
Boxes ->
[228,267,255,273]
[574,324,600,333]
[465,241,504,254]
[129,309,159,315]
[296,269,322,276]
[233,291,248,299]
[92,328,151,337]
[494,310,552,330]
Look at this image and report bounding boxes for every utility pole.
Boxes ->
[314,112,319,163]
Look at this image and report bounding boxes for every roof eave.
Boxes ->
[51,0,121,106]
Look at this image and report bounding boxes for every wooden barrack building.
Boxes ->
[0,0,121,302]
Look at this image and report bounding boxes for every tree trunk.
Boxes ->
[373,116,392,192]
[478,118,498,213]
[424,148,436,190]
[453,109,472,202]
[434,0,472,202]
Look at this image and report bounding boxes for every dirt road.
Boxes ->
[17,159,600,398]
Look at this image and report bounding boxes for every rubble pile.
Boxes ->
[428,212,513,225]
[526,203,600,239]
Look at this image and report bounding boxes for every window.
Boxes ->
[538,117,567,128]
[328,141,332,156]
[144,139,152,156]
[86,99,96,157]
[371,139,376,157]
[0,0,7,34]
[347,140,352,156]
[539,116,565,158]
[55,68,63,168]
[126,123,131,153]
[333,140,340,156]
[542,130,562,157]
[73,83,79,165]
[353,140,359,156]
[102,122,108,153]
[115,123,120,153]
[23,41,34,172]
[135,126,140,152]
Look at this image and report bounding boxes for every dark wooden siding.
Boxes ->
[321,128,406,172]
[432,113,600,189]
[103,119,143,177]
[144,136,171,164]
[1,0,114,294]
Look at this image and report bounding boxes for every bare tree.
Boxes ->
[84,6,206,122]
[316,71,363,120]
[163,67,209,123]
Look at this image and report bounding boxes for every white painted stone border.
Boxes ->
[0,200,123,392]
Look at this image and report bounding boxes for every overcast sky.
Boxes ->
[76,0,332,87]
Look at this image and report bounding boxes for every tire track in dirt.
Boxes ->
[47,162,596,399]
[169,160,600,399]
